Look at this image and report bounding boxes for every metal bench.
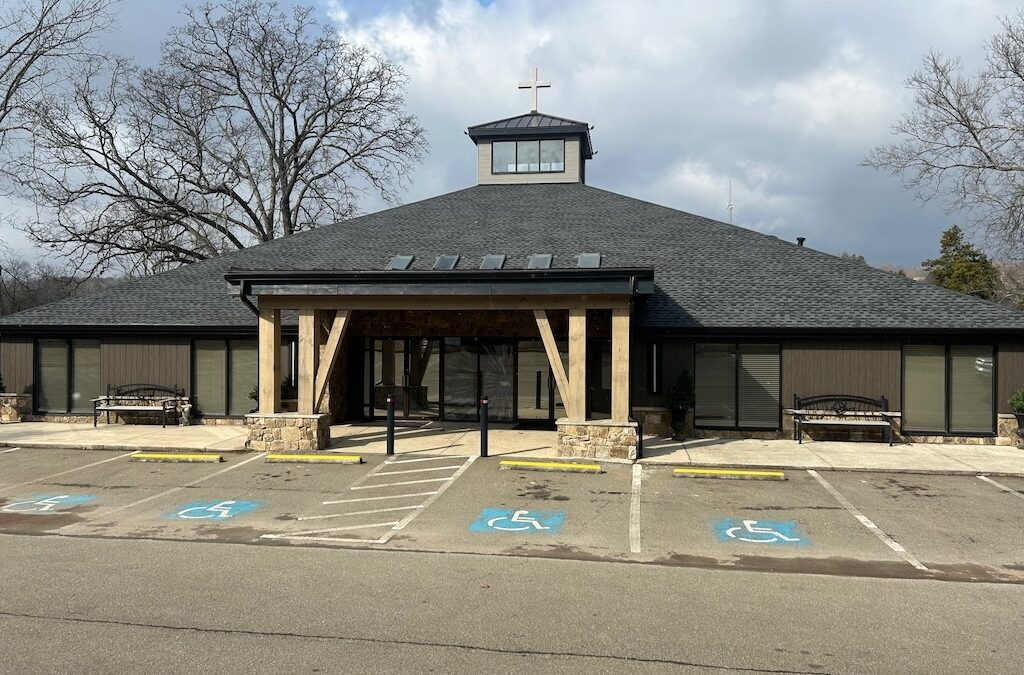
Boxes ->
[93,384,186,428]
[792,394,895,446]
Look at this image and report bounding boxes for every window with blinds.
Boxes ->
[70,340,100,413]
[695,343,780,429]
[903,344,994,434]
[193,340,227,416]
[37,339,68,413]
[738,345,781,428]
[229,340,258,416]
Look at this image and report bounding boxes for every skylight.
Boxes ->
[527,253,553,269]
[385,255,414,271]
[433,254,460,271]
[480,254,506,270]
[576,253,602,269]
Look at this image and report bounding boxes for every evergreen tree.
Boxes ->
[922,226,999,299]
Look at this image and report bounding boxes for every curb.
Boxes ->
[638,460,1024,478]
[673,467,785,480]
[499,459,604,474]
[0,441,249,453]
[129,452,223,463]
[266,453,363,464]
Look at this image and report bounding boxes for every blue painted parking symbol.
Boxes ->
[2,494,97,514]
[165,500,263,520]
[470,508,565,534]
[713,518,809,547]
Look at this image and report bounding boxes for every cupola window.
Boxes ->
[492,139,565,174]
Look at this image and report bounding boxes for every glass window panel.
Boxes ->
[228,340,258,416]
[527,253,552,269]
[903,345,946,432]
[407,339,440,418]
[950,345,994,434]
[70,340,100,413]
[492,141,516,173]
[480,254,506,270]
[480,343,515,422]
[37,339,68,413]
[695,344,736,427]
[737,344,780,428]
[385,255,414,270]
[194,340,226,416]
[516,140,540,172]
[517,340,549,421]
[540,139,565,171]
[577,253,601,268]
[433,254,460,271]
[444,338,478,421]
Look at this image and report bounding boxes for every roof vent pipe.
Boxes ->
[796,237,806,247]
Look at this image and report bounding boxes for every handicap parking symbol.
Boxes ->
[470,508,565,534]
[165,500,263,521]
[1,494,97,514]
[713,518,809,547]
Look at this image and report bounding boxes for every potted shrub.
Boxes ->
[665,370,695,439]
[1009,389,1024,427]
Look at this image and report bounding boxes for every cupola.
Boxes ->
[467,68,594,185]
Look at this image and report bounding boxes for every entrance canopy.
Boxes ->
[225,268,654,425]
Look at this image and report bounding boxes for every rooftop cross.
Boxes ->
[518,67,550,114]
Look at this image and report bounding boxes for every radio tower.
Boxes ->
[725,179,735,224]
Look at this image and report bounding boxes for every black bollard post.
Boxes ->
[479,396,489,458]
[386,394,395,455]
[535,370,542,409]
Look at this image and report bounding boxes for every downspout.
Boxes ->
[239,280,259,316]
[628,275,642,459]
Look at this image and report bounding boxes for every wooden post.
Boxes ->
[314,310,350,411]
[568,307,587,421]
[297,309,319,414]
[533,310,570,418]
[258,306,281,414]
[611,307,631,423]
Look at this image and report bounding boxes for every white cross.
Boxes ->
[518,67,550,113]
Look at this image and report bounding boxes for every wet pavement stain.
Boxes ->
[875,477,942,499]
[516,481,570,501]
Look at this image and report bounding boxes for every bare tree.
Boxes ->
[0,248,114,316]
[15,0,427,276]
[0,0,114,149]
[865,12,1024,252]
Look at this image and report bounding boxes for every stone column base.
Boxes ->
[0,393,32,423]
[556,419,639,461]
[245,413,330,452]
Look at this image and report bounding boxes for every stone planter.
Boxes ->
[0,393,32,423]
[556,419,640,460]
[245,413,331,452]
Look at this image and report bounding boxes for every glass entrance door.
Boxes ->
[442,338,516,422]
[480,342,515,422]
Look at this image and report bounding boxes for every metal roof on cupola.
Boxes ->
[466,68,594,158]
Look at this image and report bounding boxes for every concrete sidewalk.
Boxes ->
[640,436,1024,476]
[329,421,558,459]
[0,422,248,452]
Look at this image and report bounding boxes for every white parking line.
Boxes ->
[271,520,402,537]
[629,464,642,554]
[322,491,437,505]
[374,465,465,476]
[0,451,135,496]
[384,456,461,464]
[99,452,268,514]
[351,477,451,490]
[378,456,475,543]
[297,505,423,521]
[808,470,928,571]
[0,447,20,454]
[978,475,1024,502]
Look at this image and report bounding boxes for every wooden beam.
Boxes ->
[258,307,281,414]
[568,308,587,421]
[314,310,350,411]
[297,309,319,414]
[533,310,571,419]
[258,294,630,312]
[611,307,631,423]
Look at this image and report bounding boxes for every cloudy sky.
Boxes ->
[2,0,1020,268]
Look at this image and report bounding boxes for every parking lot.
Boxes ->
[1,446,1022,584]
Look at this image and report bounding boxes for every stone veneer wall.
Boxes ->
[245,413,330,452]
[556,419,639,460]
[0,394,31,423]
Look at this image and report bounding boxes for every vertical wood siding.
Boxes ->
[100,335,191,395]
[0,336,33,395]
[782,339,901,408]
[997,341,1024,414]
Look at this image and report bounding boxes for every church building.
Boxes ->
[3,72,1024,459]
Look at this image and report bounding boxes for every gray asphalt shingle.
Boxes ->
[4,183,1024,331]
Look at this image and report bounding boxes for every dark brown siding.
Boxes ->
[0,335,33,395]
[782,339,901,408]
[100,335,191,396]
[997,341,1024,414]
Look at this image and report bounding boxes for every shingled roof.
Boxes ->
[4,182,1024,332]
[467,112,594,158]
